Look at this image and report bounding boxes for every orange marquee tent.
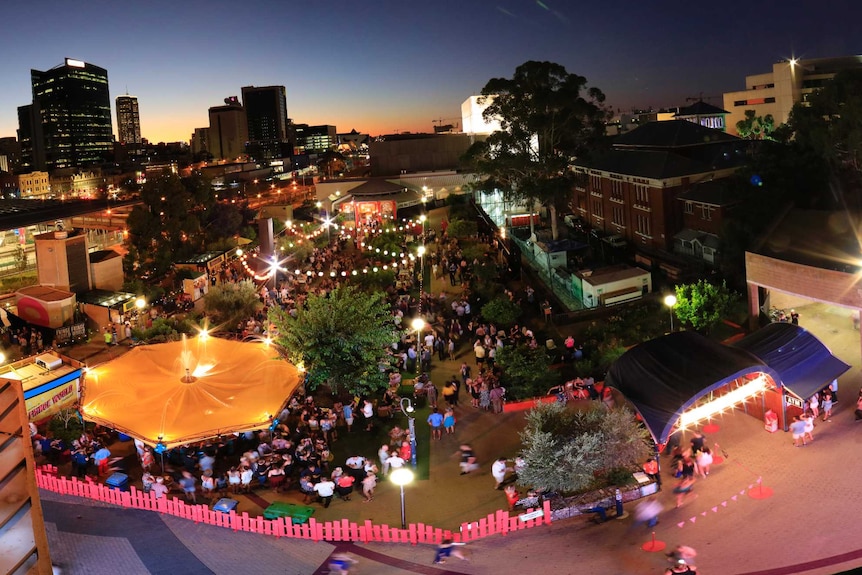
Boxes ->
[80,335,302,448]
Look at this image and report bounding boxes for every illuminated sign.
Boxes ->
[23,371,81,422]
[66,58,86,68]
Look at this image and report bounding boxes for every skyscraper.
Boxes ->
[116,95,142,145]
[241,85,288,162]
[208,97,247,161]
[23,58,113,170]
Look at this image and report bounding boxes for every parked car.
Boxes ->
[601,234,627,248]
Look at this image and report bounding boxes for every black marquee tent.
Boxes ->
[605,325,849,445]
[734,322,850,405]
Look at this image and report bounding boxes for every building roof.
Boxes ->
[89,250,122,264]
[16,285,75,302]
[674,101,729,117]
[77,290,136,308]
[613,120,739,149]
[581,149,715,179]
[578,265,649,286]
[175,251,226,265]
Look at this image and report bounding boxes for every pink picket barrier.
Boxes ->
[34,466,553,545]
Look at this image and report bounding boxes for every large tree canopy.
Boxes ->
[268,285,398,397]
[463,60,608,239]
[203,280,262,332]
[673,280,737,333]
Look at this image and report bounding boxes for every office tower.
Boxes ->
[17,104,44,172]
[116,95,142,145]
[241,85,288,162]
[190,127,210,158]
[293,124,337,154]
[24,58,113,170]
[208,97,247,161]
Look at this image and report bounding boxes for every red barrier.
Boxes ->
[35,466,552,545]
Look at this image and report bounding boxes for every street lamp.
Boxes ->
[135,297,146,329]
[389,467,414,530]
[419,213,427,240]
[664,294,677,332]
[411,317,425,375]
[399,397,417,467]
[417,245,426,316]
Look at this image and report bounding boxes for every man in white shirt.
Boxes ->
[386,453,406,470]
[313,478,336,508]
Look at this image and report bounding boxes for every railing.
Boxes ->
[35,466,551,544]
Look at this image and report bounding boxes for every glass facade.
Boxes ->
[116,95,141,145]
[30,59,113,170]
[242,86,288,161]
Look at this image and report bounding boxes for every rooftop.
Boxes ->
[613,119,738,149]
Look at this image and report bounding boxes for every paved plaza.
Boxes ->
[40,209,862,574]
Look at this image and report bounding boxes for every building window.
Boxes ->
[611,179,624,202]
[685,201,693,214]
[636,214,651,237]
[701,205,713,221]
[590,175,602,194]
[612,206,625,226]
[592,199,603,218]
[634,184,649,205]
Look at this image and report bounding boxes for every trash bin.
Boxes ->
[213,498,239,513]
[105,472,129,492]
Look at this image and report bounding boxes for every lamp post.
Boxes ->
[411,317,425,375]
[399,397,418,467]
[419,213,427,241]
[389,467,414,530]
[134,297,146,329]
[664,294,677,332]
[417,245,426,316]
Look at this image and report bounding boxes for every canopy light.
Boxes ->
[677,375,769,429]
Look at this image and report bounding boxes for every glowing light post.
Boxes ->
[389,467,414,530]
[400,397,418,467]
[411,317,425,376]
[134,297,146,329]
[419,213,427,241]
[417,245,426,316]
[664,295,677,332]
[269,254,279,292]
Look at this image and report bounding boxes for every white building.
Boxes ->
[461,95,501,135]
[722,56,862,136]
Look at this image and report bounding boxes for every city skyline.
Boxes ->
[1,0,861,144]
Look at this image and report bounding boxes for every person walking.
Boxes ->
[443,407,456,435]
[459,444,478,475]
[427,407,444,440]
[361,472,377,502]
[491,457,510,489]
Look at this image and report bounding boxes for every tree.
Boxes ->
[518,402,651,493]
[673,280,737,333]
[203,280,262,332]
[783,69,862,209]
[463,61,608,240]
[495,343,559,399]
[480,297,521,327]
[268,285,397,397]
[735,110,776,140]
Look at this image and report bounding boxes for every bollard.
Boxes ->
[615,489,628,519]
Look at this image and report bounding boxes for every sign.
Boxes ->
[23,371,81,422]
[518,510,544,522]
[786,395,805,409]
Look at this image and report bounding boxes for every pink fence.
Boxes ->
[35,466,551,544]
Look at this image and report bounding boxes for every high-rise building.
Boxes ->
[22,58,113,170]
[17,104,44,172]
[208,97,247,161]
[116,94,142,145]
[190,127,210,158]
[241,85,288,162]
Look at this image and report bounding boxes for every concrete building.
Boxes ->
[190,127,209,157]
[21,58,113,170]
[34,228,91,293]
[723,55,862,136]
[208,97,247,161]
[242,85,288,162]
[369,133,479,177]
[116,94,142,145]
[461,95,501,134]
[18,171,51,198]
[293,124,337,154]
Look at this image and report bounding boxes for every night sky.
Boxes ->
[2,0,861,143]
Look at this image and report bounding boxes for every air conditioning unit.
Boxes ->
[35,353,63,371]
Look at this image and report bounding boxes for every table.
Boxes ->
[263,502,315,524]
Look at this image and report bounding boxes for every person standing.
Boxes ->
[822,391,834,422]
[361,472,377,502]
[830,379,839,403]
[362,399,374,432]
[426,382,438,409]
[790,309,800,325]
[313,477,336,508]
[378,445,390,476]
[490,385,506,414]
[427,407,444,440]
[491,457,510,489]
[790,416,807,447]
[809,394,820,419]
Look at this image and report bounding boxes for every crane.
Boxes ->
[432,117,461,132]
